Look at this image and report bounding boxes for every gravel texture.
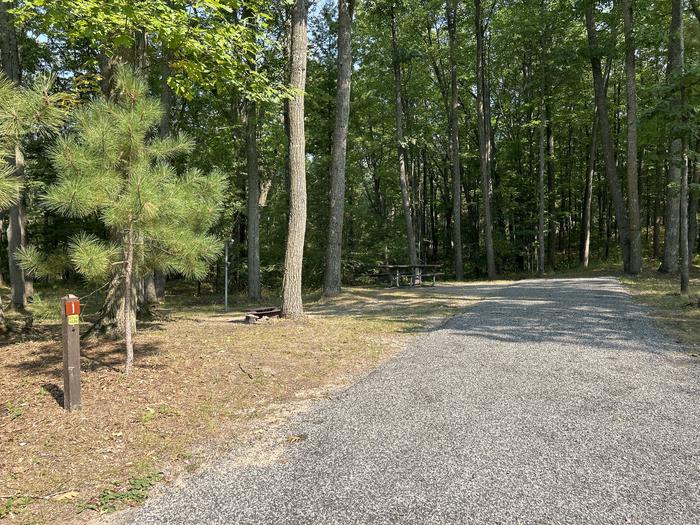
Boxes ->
[131,277,700,525]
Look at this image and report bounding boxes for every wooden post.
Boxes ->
[61,295,81,411]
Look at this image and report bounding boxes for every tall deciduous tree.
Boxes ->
[246,99,261,301]
[475,0,496,279]
[390,3,418,269]
[244,8,262,302]
[323,0,355,297]
[623,0,642,275]
[0,0,30,308]
[581,110,598,268]
[281,0,309,317]
[661,0,684,275]
[585,5,631,272]
[446,0,463,280]
[538,102,546,277]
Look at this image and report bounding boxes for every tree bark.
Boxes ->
[680,137,689,293]
[0,0,20,82]
[661,0,684,274]
[245,99,261,301]
[124,224,135,374]
[323,0,354,296]
[447,0,463,280]
[390,4,418,268]
[585,7,631,272]
[1,1,30,308]
[143,274,157,304]
[546,106,556,269]
[7,145,28,308]
[538,104,546,277]
[475,0,496,278]
[281,0,308,318]
[581,111,598,268]
[623,0,642,274]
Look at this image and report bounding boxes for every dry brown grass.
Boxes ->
[0,282,479,524]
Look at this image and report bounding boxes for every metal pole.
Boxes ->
[224,241,229,313]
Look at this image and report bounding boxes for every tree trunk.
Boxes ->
[546,106,556,270]
[281,0,308,318]
[390,4,418,268]
[475,0,496,279]
[538,104,546,277]
[0,0,20,82]
[661,0,684,274]
[7,145,27,308]
[581,111,598,268]
[447,0,463,280]
[585,8,631,272]
[323,0,354,296]
[1,2,29,309]
[124,224,135,374]
[623,0,642,275]
[680,137,689,293]
[245,99,261,301]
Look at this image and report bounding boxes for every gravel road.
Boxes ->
[131,277,700,525]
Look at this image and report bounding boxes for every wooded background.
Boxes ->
[0,0,698,332]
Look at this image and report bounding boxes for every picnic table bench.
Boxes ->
[375,264,444,287]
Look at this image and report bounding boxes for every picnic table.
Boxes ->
[377,264,443,287]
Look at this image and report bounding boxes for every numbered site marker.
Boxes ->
[61,295,81,411]
[65,299,80,316]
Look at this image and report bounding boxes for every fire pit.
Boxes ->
[245,307,282,324]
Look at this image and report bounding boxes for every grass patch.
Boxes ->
[0,496,33,519]
[77,472,163,514]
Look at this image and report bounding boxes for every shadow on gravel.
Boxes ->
[439,277,685,354]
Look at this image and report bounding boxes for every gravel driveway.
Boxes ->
[131,277,700,524]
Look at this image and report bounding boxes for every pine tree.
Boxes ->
[20,67,225,373]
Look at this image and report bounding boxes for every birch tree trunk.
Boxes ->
[585,7,631,272]
[447,0,463,280]
[661,0,683,274]
[281,0,308,318]
[623,0,642,275]
[475,0,496,279]
[323,0,354,296]
[390,4,418,268]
